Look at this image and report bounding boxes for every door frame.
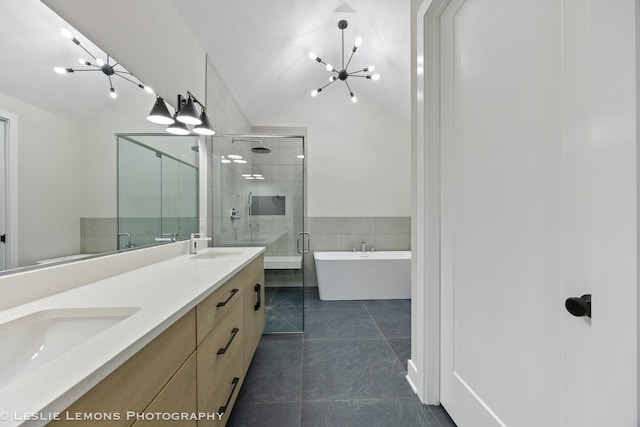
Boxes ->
[409,0,448,405]
[410,0,639,420]
[0,109,19,270]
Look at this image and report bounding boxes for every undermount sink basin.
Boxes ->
[190,249,246,259]
[0,307,139,388]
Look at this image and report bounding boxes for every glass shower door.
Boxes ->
[210,135,305,333]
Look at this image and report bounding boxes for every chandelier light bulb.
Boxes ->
[325,63,334,72]
[311,89,319,97]
[309,52,318,60]
[54,67,67,74]
[350,93,357,103]
[60,28,74,40]
[371,74,380,81]
[110,88,117,99]
[354,36,362,48]
[329,76,337,82]
[143,85,154,94]
[367,65,375,72]
[96,58,105,66]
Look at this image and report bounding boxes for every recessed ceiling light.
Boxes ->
[227,154,243,160]
[233,159,247,164]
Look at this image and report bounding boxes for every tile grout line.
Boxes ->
[361,301,407,371]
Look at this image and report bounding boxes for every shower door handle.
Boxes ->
[297,232,310,254]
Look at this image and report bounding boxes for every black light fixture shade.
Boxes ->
[193,110,215,135]
[166,114,191,135]
[176,95,202,125]
[147,96,175,124]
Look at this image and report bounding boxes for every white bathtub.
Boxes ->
[313,251,411,300]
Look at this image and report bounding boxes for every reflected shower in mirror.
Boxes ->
[117,135,199,250]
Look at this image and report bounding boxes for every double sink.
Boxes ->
[0,307,139,389]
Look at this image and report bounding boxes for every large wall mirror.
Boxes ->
[0,1,200,272]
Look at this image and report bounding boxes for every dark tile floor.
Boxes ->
[264,287,304,333]
[228,288,456,427]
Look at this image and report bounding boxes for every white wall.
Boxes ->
[255,88,411,217]
[0,92,83,265]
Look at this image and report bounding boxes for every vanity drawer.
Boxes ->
[197,273,243,344]
[197,297,244,410]
[132,352,197,427]
[198,345,244,427]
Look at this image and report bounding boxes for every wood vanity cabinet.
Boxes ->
[196,255,265,426]
[242,256,265,372]
[47,254,265,427]
[49,310,197,427]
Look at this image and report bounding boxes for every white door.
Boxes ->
[0,119,5,271]
[436,0,637,426]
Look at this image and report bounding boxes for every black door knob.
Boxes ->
[565,294,591,318]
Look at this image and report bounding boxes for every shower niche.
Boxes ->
[209,135,305,333]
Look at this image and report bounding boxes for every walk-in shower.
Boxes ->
[209,134,305,333]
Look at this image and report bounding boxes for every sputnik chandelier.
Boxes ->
[309,20,380,103]
[54,29,153,99]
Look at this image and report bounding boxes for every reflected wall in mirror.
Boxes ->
[0,1,187,271]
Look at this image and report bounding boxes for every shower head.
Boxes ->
[251,145,271,154]
[232,138,271,154]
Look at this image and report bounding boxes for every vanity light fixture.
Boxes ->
[308,20,380,103]
[54,28,153,99]
[146,91,216,136]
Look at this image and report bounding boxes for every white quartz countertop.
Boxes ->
[0,247,264,427]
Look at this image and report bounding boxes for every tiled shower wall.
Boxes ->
[304,216,411,286]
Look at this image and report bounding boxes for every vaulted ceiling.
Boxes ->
[173,0,410,124]
[1,0,410,125]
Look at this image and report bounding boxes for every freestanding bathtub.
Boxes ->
[313,251,411,300]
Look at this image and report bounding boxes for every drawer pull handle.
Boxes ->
[218,377,240,415]
[254,283,261,311]
[217,327,240,355]
[216,288,239,307]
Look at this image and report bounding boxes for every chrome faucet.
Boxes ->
[361,241,368,252]
[190,233,211,255]
[117,232,131,249]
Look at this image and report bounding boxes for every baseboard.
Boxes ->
[406,359,424,402]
